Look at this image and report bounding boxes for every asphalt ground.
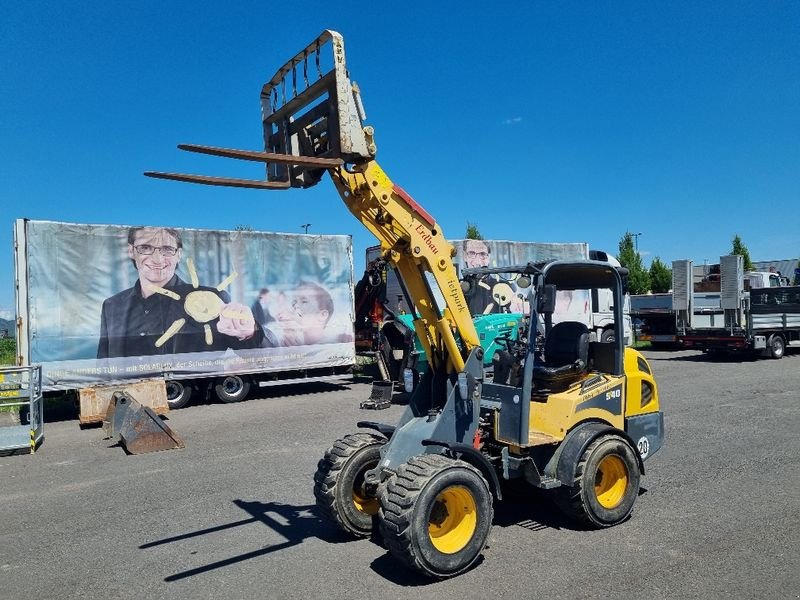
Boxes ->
[1,348,798,600]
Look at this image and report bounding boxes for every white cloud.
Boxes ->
[0,309,14,320]
[502,117,523,125]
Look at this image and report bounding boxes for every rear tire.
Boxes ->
[165,380,192,410]
[214,375,250,403]
[313,433,387,537]
[379,454,493,579]
[767,334,785,359]
[556,434,640,528]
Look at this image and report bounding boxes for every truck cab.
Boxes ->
[745,271,782,289]
[589,250,633,345]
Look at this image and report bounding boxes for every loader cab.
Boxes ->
[462,259,627,389]
[535,260,626,382]
[464,259,629,449]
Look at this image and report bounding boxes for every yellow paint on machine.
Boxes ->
[623,348,661,417]
[503,349,659,448]
[529,375,626,442]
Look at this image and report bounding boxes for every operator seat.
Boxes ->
[533,321,590,388]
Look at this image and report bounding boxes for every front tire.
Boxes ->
[379,454,493,579]
[313,433,387,537]
[556,434,640,528]
[600,329,615,343]
[214,375,250,403]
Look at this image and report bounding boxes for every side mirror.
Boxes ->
[537,284,557,314]
[617,267,630,294]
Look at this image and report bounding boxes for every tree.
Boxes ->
[731,234,754,271]
[465,223,483,240]
[649,257,672,293]
[618,232,651,294]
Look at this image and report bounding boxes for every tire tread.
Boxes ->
[313,433,385,536]
[378,454,492,578]
[555,434,640,528]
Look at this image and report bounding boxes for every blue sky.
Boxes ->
[2,1,798,317]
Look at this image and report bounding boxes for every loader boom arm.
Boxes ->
[145,30,479,376]
[329,161,478,374]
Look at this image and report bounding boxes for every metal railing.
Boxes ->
[0,365,43,454]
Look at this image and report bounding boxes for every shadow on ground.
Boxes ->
[493,481,574,531]
[140,500,353,582]
[137,482,609,584]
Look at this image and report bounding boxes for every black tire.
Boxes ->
[556,434,640,528]
[214,375,251,403]
[767,334,785,359]
[600,329,615,343]
[165,380,192,410]
[379,454,493,579]
[313,433,387,537]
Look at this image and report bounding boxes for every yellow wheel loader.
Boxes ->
[147,30,664,579]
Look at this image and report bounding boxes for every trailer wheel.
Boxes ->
[767,334,785,359]
[379,454,493,579]
[214,375,250,403]
[165,380,192,410]
[556,434,640,528]
[600,329,615,343]
[313,433,386,537]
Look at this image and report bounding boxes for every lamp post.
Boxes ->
[633,232,643,253]
[301,223,311,234]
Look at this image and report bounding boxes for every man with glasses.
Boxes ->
[97,226,261,358]
[461,239,500,315]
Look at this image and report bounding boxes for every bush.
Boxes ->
[0,338,16,365]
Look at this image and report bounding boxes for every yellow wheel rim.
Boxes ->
[352,461,379,515]
[595,455,629,509]
[352,491,379,515]
[428,485,477,554]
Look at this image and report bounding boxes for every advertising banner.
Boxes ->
[18,221,355,390]
[370,239,589,318]
[453,239,589,318]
